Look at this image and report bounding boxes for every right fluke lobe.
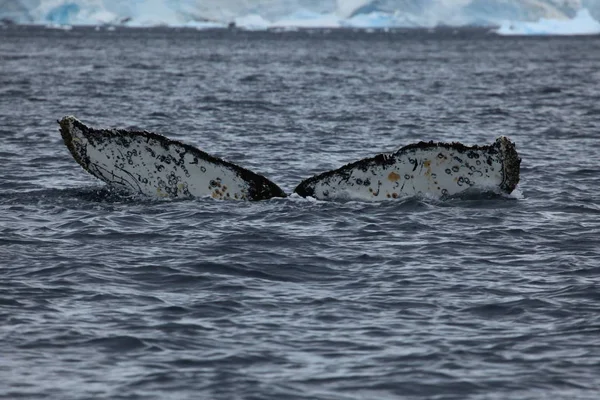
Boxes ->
[294,137,520,201]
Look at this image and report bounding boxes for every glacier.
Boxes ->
[1,0,600,35]
[496,8,600,35]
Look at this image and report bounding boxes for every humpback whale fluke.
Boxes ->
[58,116,286,201]
[59,116,520,202]
[294,137,520,200]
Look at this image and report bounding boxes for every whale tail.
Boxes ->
[58,116,286,201]
[59,116,520,201]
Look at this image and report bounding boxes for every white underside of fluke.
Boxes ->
[81,135,249,200]
[294,137,520,201]
[59,116,285,201]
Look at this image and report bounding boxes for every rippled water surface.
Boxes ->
[1,26,600,399]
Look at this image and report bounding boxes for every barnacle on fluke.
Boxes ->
[59,116,520,201]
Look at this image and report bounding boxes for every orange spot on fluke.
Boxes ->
[388,171,401,182]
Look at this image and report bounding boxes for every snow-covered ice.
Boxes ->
[497,9,600,36]
[1,0,599,34]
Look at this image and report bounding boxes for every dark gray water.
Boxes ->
[1,26,600,399]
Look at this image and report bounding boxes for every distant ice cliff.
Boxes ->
[1,0,599,35]
[497,8,600,35]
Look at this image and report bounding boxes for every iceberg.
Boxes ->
[32,0,119,26]
[497,8,600,35]
[271,10,343,29]
[234,14,270,31]
[1,0,600,31]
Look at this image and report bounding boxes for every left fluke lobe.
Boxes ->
[58,116,287,201]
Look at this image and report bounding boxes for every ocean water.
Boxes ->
[1,26,600,400]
